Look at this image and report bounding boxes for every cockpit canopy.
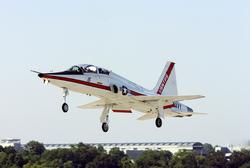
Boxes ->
[85,65,97,73]
[68,66,83,74]
[68,65,110,75]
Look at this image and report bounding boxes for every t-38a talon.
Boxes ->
[33,62,205,131]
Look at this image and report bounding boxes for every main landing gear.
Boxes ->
[62,88,69,113]
[155,108,164,128]
[62,103,69,113]
[100,105,111,132]
[102,122,109,132]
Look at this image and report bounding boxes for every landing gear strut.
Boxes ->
[100,105,111,132]
[62,88,69,113]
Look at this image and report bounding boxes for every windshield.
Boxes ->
[68,66,83,74]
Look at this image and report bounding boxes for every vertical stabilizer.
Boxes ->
[153,62,178,95]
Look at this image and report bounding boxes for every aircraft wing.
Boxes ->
[77,95,204,114]
[137,111,206,120]
[78,99,110,109]
[78,99,132,112]
[132,95,204,103]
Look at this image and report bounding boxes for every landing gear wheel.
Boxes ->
[155,117,162,128]
[62,103,69,113]
[102,122,109,132]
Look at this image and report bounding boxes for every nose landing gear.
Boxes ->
[155,108,164,128]
[100,105,111,132]
[62,88,69,113]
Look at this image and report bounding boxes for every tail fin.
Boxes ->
[153,61,178,95]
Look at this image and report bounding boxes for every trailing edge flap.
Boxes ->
[78,99,111,109]
[167,111,207,117]
[137,111,206,121]
[112,105,132,112]
[132,95,205,103]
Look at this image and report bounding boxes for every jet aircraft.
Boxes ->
[34,62,204,132]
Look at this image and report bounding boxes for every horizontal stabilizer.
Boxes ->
[167,111,207,117]
[137,113,157,121]
[137,111,206,120]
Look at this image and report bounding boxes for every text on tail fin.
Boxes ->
[157,62,175,95]
[153,61,178,95]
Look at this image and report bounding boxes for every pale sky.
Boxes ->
[0,0,249,146]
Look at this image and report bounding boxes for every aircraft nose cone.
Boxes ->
[38,73,44,78]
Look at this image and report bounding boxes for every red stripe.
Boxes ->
[157,62,175,95]
[163,104,175,109]
[45,74,174,111]
[129,90,145,96]
[44,75,111,91]
[44,75,145,96]
[112,110,132,113]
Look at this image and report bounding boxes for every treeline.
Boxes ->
[0,141,250,168]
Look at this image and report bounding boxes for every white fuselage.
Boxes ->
[36,63,204,132]
[40,65,191,114]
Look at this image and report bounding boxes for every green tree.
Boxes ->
[25,141,45,156]
[85,153,116,168]
[63,160,73,168]
[169,150,198,168]
[228,150,250,168]
[3,146,16,154]
[240,162,250,168]
[70,143,102,167]
[13,153,26,167]
[0,145,4,152]
[136,150,172,168]
[204,151,228,168]
[195,155,206,168]
[0,151,7,167]
[109,147,127,167]
[203,143,214,154]
[97,145,105,153]
[41,148,74,163]
[121,156,135,168]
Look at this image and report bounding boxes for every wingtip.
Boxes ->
[192,112,208,115]
[77,105,84,109]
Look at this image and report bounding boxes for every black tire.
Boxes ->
[111,85,118,94]
[62,103,69,113]
[155,117,162,128]
[102,122,109,132]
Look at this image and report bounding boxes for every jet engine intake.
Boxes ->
[110,84,119,93]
